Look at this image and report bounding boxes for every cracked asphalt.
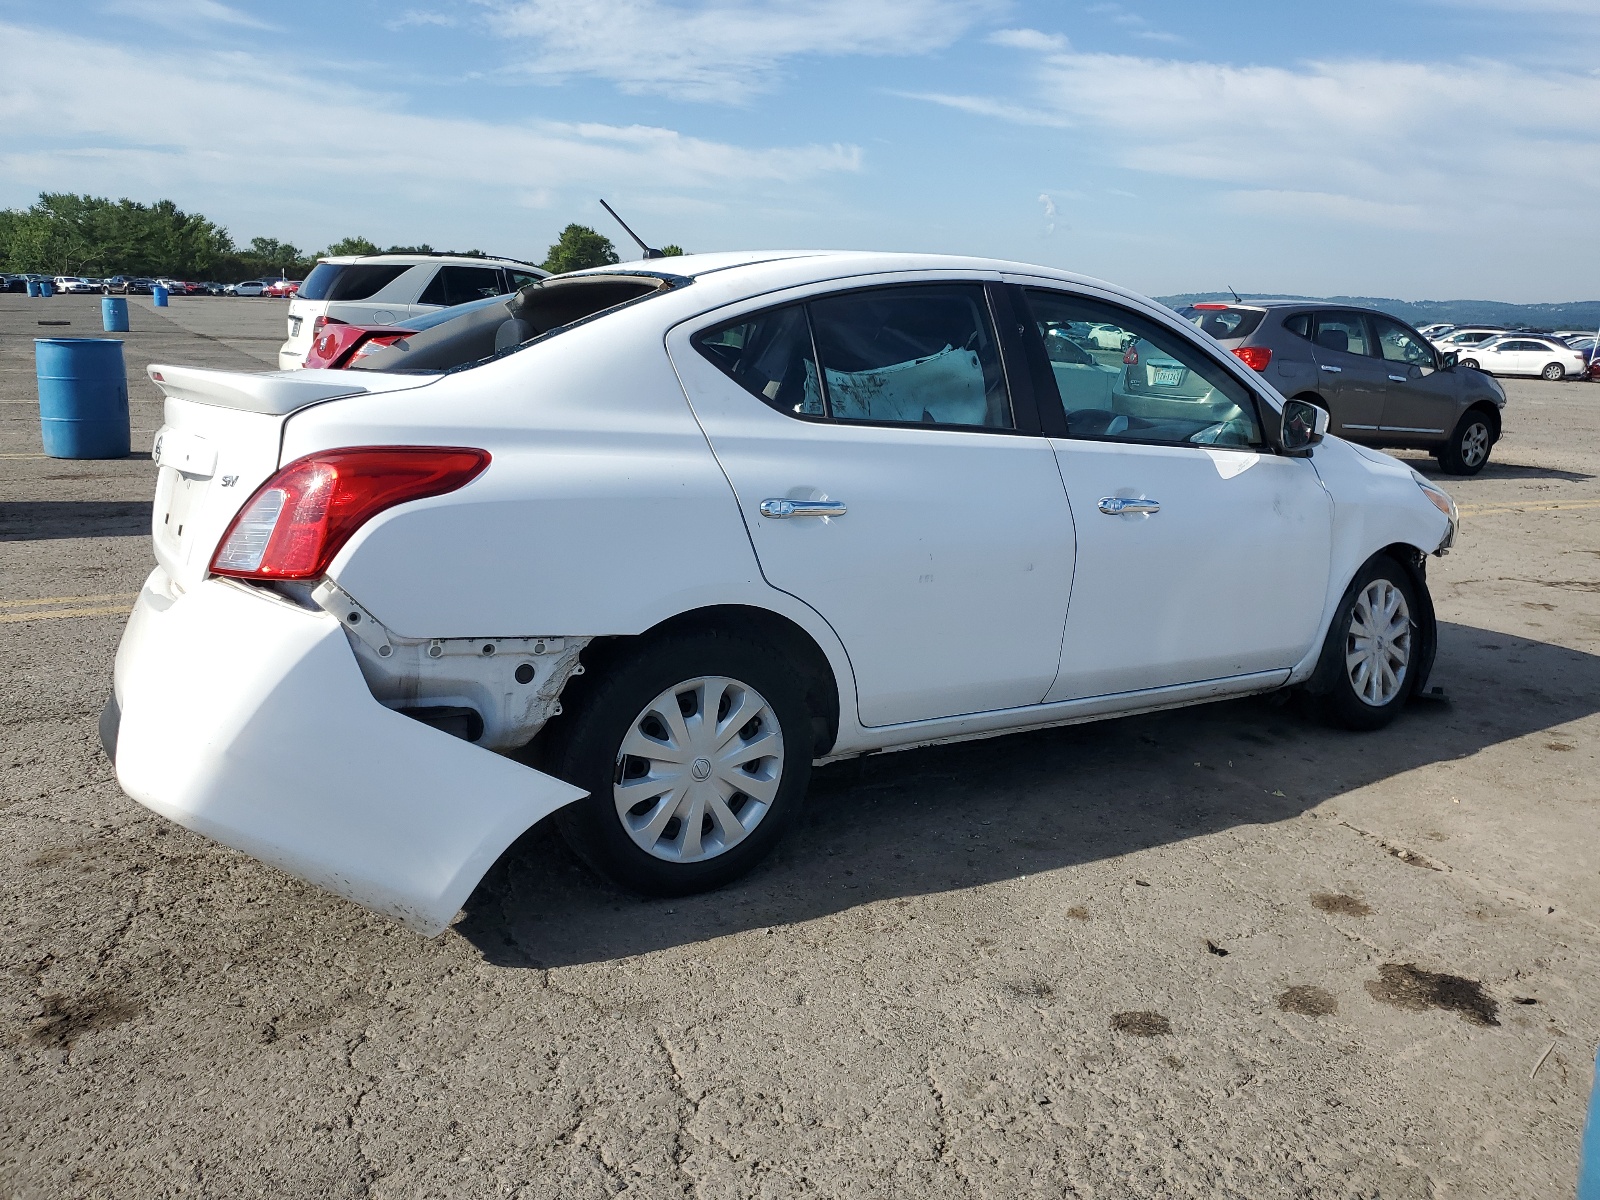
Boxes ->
[2,293,1597,1198]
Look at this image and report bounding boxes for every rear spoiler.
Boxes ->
[146,365,426,415]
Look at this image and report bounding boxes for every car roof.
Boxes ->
[317,253,544,270]
[556,250,1165,312]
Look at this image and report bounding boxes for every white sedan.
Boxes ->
[1455,335,1587,380]
[104,252,1458,935]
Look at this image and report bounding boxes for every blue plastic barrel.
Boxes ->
[102,296,130,332]
[39,280,53,297]
[35,339,130,459]
[1580,1044,1600,1199]
[152,285,168,307]
[26,281,39,297]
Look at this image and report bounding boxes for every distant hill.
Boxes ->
[1156,293,1600,333]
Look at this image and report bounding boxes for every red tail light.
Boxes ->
[1192,302,1229,310]
[1231,346,1273,371]
[211,447,490,580]
[348,332,410,363]
[1122,344,1139,365]
[311,314,345,338]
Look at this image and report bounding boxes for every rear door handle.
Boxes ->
[760,498,847,519]
[1320,365,1343,373]
[1388,374,1408,382]
[1098,496,1160,516]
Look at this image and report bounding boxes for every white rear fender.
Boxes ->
[113,574,586,935]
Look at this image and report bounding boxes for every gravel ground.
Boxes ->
[2,292,1597,1199]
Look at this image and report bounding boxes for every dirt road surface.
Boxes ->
[2,293,1596,1198]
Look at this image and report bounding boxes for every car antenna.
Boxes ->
[1227,284,1242,303]
[600,199,663,260]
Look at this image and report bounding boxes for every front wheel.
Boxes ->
[1541,362,1565,381]
[544,632,812,896]
[1459,359,1479,370]
[1436,409,1493,475]
[1304,558,1421,731]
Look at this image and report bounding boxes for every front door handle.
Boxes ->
[1388,373,1408,382]
[1098,496,1160,516]
[1320,364,1343,373]
[760,498,848,519]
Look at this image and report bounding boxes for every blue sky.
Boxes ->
[2,0,1596,301]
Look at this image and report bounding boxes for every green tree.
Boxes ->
[0,193,233,277]
[541,224,618,274]
[247,237,303,273]
[658,244,685,257]
[324,236,379,256]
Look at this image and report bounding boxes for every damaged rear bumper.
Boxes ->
[109,571,586,935]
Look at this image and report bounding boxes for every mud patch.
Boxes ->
[1311,892,1372,917]
[1111,1011,1171,1036]
[1065,906,1089,920]
[1278,985,1338,1016]
[1004,978,1054,1001]
[1545,742,1574,752]
[29,991,142,1048]
[1365,963,1499,1026]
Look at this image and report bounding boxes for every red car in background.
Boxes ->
[301,317,418,369]
[265,279,301,298]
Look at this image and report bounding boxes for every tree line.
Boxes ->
[0,194,682,281]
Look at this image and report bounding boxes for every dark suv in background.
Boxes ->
[1180,302,1507,474]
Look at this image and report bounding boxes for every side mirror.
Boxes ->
[1440,350,1458,369]
[1281,398,1329,454]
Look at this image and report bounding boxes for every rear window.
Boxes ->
[1179,306,1265,341]
[418,265,505,307]
[298,262,410,302]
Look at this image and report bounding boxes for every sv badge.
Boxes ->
[221,475,239,488]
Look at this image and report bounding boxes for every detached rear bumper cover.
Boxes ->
[112,574,586,935]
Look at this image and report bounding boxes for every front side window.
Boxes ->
[694,284,1012,429]
[1313,312,1373,357]
[1024,289,1262,448]
[1371,315,1435,366]
[419,266,505,307]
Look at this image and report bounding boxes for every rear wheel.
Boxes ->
[545,632,812,896]
[1541,362,1565,381]
[1459,358,1479,370]
[1304,557,1420,731]
[1436,408,1493,475]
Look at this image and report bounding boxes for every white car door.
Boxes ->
[1015,285,1333,700]
[669,279,1076,727]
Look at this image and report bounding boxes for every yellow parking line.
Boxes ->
[0,604,132,624]
[0,592,140,609]
[1457,498,1600,517]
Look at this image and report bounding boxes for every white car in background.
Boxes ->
[1455,335,1587,380]
[232,281,269,297]
[103,251,1457,935]
[1416,323,1454,339]
[279,253,548,370]
[52,276,97,294]
[1431,327,1506,356]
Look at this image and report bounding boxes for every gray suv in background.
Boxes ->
[1180,302,1507,474]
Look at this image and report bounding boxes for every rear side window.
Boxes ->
[1179,306,1264,341]
[298,262,410,302]
[507,270,544,290]
[418,265,506,307]
[1313,312,1373,357]
[695,284,1013,430]
[1283,312,1312,338]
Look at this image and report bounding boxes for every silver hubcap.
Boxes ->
[613,676,784,862]
[1460,422,1489,467]
[1346,580,1412,707]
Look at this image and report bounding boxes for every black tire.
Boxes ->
[1540,362,1564,381]
[1459,359,1479,370]
[1303,557,1422,731]
[1436,408,1494,475]
[543,631,812,896]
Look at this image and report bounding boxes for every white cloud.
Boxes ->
[0,22,860,249]
[486,0,996,103]
[386,9,458,29]
[102,0,276,32]
[988,28,1069,52]
[920,43,1600,235]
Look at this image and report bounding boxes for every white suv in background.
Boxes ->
[278,254,549,370]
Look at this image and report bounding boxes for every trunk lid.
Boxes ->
[146,365,434,590]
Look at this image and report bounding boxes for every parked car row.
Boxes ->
[0,274,310,296]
